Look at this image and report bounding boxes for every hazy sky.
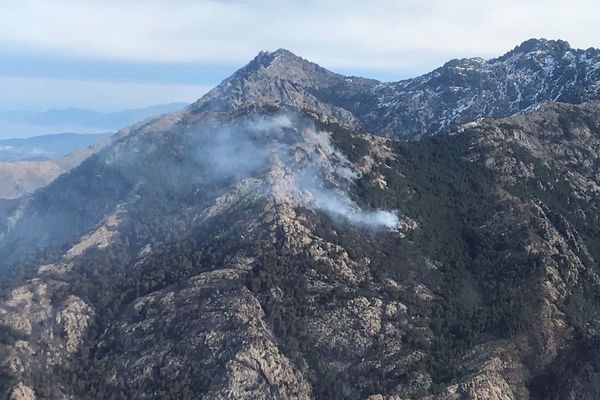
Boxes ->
[2,0,600,111]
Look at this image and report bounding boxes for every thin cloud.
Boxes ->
[1,0,599,112]
[2,0,599,72]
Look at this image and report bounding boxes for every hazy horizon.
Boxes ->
[0,102,190,139]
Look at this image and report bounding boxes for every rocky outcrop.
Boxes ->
[0,277,94,397]
[8,382,35,400]
[96,269,312,399]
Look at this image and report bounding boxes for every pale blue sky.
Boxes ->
[2,0,600,111]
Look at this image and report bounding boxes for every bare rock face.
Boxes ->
[452,356,519,400]
[307,296,383,353]
[54,296,95,354]
[8,382,35,400]
[96,269,312,399]
[0,276,94,398]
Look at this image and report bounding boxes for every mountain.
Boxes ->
[0,103,189,138]
[1,40,600,399]
[191,39,600,138]
[1,102,600,399]
[0,132,112,161]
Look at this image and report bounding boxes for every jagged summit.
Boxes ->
[513,38,571,53]
[223,48,336,82]
[241,48,309,74]
[493,38,573,62]
[188,47,362,127]
[255,48,301,62]
[435,39,572,71]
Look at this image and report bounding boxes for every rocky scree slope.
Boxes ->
[0,101,599,399]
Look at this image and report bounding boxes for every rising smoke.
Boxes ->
[197,111,400,230]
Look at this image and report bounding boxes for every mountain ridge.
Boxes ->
[190,38,600,138]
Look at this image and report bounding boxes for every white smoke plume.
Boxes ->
[307,184,400,230]
[235,112,400,230]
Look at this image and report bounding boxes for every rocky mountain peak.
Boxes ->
[243,48,306,74]
[226,48,337,85]
[188,48,360,127]
[495,38,573,63]
[440,56,487,70]
[514,38,571,53]
[256,48,300,63]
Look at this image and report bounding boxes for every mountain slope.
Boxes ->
[0,99,599,399]
[191,39,600,138]
[0,132,111,200]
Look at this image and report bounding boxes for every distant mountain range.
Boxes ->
[0,132,112,161]
[0,102,189,138]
